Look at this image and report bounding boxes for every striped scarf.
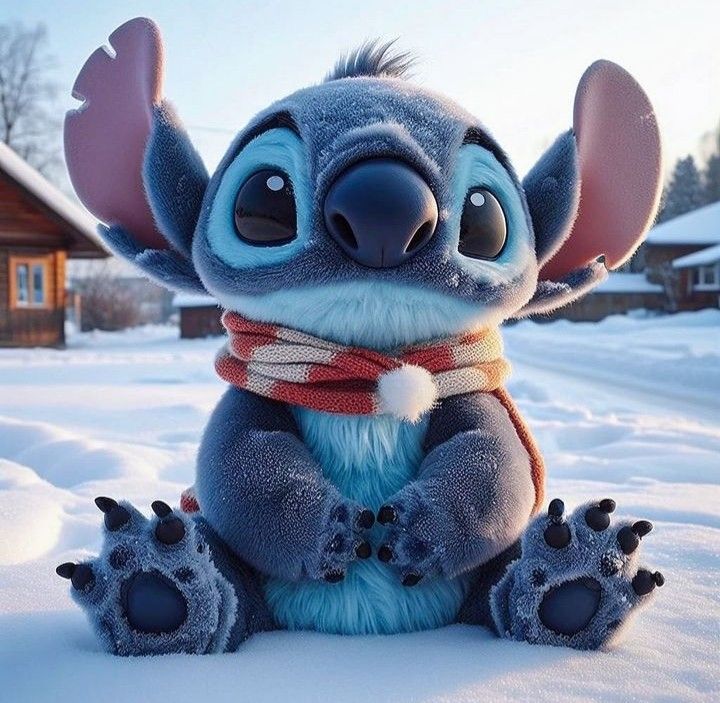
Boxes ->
[215,311,510,422]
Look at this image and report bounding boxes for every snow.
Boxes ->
[1,313,719,702]
[173,293,219,308]
[593,273,663,294]
[673,243,720,269]
[0,142,105,256]
[646,200,720,246]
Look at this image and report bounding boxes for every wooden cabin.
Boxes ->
[0,142,107,347]
[643,202,720,311]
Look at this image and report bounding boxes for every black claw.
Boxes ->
[357,509,375,530]
[355,541,372,559]
[544,523,571,549]
[56,562,76,579]
[402,572,423,587]
[377,544,394,563]
[324,570,345,583]
[633,569,663,596]
[548,498,565,520]
[95,496,130,531]
[585,500,615,532]
[151,500,173,518]
[377,505,398,525]
[149,499,185,545]
[599,498,616,513]
[94,496,117,513]
[633,520,653,538]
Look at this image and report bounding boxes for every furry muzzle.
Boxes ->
[214,311,509,423]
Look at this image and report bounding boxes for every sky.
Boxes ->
[3,0,720,179]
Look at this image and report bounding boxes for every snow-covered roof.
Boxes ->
[673,243,720,269]
[593,273,663,294]
[0,142,107,258]
[173,293,218,308]
[646,201,720,246]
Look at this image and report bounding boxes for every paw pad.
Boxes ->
[531,568,547,587]
[109,545,133,570]
[174,567,195,583]
[599,552,621,576]
[402,572,422,587]
[355,541,372,559]
[584,498,616,532]
[617,520,653,555]
[632,569,665,596]
[377,505,398,525]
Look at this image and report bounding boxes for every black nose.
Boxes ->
[324,158,438,268]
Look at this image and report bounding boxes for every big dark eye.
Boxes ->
[458,188,507,260]
[234,169,297,245]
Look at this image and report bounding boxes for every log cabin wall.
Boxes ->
[0,173,68,347]
[0,246,66,347]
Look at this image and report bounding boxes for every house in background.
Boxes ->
[556,201,720,321]
[643,202,720,311]
[174,293,224,339]
[0,142,107,347]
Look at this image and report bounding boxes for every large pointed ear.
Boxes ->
[64,18,208,292]
[516,60,662,317]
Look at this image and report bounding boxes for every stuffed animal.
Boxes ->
[57,17,664,655]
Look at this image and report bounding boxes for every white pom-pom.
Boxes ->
[378,364,438,423]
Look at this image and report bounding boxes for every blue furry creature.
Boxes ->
[57,17,665,655]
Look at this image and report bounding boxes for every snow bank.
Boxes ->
[593,272,663,294]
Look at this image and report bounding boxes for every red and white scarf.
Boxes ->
[215,311,510,423]
[181,313,546,516]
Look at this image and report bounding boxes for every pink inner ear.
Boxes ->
[540,60,662,281]
[64,17,167,250]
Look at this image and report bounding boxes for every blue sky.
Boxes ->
[3,0,720,176]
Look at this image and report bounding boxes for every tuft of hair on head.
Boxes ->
[325,39,416,82]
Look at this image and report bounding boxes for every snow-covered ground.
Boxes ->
[1,311,718,702]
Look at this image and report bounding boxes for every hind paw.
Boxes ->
[57,498,237,655]
[490,498,664,650]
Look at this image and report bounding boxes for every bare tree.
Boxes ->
[0,23,60,176]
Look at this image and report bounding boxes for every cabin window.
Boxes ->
[10,256,52,309]
[692,264,720,291]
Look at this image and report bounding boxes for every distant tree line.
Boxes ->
[657,127,720,223]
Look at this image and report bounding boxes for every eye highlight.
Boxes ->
[234,169,297,245]
[458,188,507,260]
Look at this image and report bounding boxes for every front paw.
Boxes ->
[490,497,664,650]
[376,490,443,587]
[308,501,374,583]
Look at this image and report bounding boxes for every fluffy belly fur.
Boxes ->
[264,410,469,635]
